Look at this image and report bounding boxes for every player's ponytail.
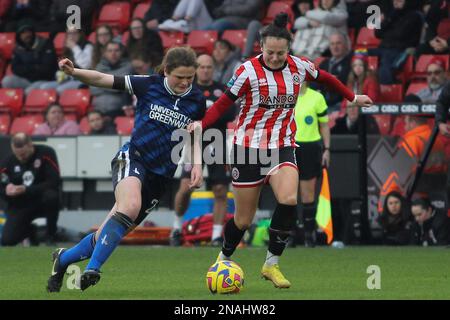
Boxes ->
[260,13,292,46]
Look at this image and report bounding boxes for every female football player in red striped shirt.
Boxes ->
[188,13,372,289]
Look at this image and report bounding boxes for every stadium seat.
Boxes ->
[158,31,185,51]
[97,2,131,33]
[390,116,405,137]
[0,33,16,60]
[379,84,403,103]
[187,30,218,55]
[0,114,11,134]
[405,82,428,96]
[348,28,356,46]
[262,1,294,26]
[356,27,381,49]
[115,116,134,135]
[368,56,378,71]
[53,32,66,56]
[373,115,392,135]
[222,30,247,52]
[412,54,450,80]
[59,89,90,118]
[88,31,96,44]
[10,114,44,135]
[396,54,414,86]
[36,32,50,38]
[79,116,90,134]
[23,89,57,114]
[437,19,450,40]
[0,88,24,118]
[132,2,151,19]
[121,31,129,45]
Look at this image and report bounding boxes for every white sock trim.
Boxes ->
[265,251,280,266]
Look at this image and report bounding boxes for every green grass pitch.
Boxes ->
[1,246,449,300]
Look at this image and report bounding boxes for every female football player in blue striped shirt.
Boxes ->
[47,46,206,292]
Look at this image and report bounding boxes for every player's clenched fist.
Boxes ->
[58,58,75,76]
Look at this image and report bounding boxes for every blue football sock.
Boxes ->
[59,232,96,270]
[86,212,133,272]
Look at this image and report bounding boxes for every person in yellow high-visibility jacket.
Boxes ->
[294,82,330,247]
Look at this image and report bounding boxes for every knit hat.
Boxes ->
[16,19,34,34]
[352,48,369,64]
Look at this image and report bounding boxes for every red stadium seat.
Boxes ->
[23,89,57,114]
[0,33,16,60]
[97,2,131,33]
[79,116,90,134]
[10,115,44,135]
[368,56,378,71]
[379,84,403,103]
[132,2,151,19]
[390,116,405,137]
[0,114,11,134]
[373,115,392,135]
[222,30,248,52]
[356,27,381,49]
[158,31,185,51]
[121,31,130,45]
[187,30,218,55]
[115,116,134,135]
[396,54,414,86]
[437,19,450,40]
[59,89,91,118]
[36,32,50,38]
[348,28,356,46]
[262,1,294,26]
[88,31,96,44]
[0,88,24,118]
[53,32,66,56]
[405,82,428,96]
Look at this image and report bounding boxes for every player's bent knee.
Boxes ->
[117,199,141,221]
[278,194,297,206]
[233,217,252,230]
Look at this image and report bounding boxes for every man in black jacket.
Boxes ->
[1,20,58,94]
[0,133,61,246]
[436,81,450,138]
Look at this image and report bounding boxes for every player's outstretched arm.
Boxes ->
[59,58,114,89]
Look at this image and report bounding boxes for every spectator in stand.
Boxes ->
[130,53,154,76]
[212,39,241,85]
[86,110,117,135]
[310,32,353,113]
[416,0,450,57]
[158,0,223,33]
[1,20,57,94]
[0,133,61,246]
[416,57,448,103]
[331,103,379,134]
[3,0,51,32]
[242,0,314,61]
[126,18,164,69]
[91,41,133,120]
[33,103,81,136]
[203,0,264,33]
[410,197,449,246]
[344,49,380,107]
[371,0,423,84]
[377,191,412,245]
[144,0,180,30]
[292,0,348,60]
[48,0,99,37]
[91,25,115,69]
[32,27,93,94]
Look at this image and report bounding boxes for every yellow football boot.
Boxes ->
[261,264,291,288]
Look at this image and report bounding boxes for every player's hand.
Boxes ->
[189,164,203,189]
[439,123,450,138]
[354,95,373,108]
[58,58,75,76]
[186,121,202,134]
[322,149,330,168]
[5,183,25,197]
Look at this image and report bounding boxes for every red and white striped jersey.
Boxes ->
[228,54,318,148]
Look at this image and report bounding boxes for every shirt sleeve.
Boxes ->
[226,64,250,100]
[316,92,329,123]
[298,57,319,81]
[124,75,152,99]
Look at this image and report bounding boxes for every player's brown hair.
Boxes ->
[157,46,198,75]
